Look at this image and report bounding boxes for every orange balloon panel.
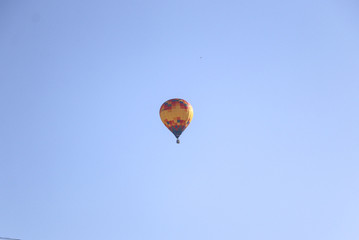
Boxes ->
[159,98,193,139]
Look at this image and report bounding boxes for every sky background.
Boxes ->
[1,0,359,239]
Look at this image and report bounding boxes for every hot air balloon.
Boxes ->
[159,98,193,144]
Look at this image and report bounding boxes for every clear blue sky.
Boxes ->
[1,0,359,239]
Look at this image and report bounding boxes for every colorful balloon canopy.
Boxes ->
[159,98,193,143]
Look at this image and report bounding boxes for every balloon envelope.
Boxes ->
[159,98,193,139]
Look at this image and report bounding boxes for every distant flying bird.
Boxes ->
[159,98,193,144]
